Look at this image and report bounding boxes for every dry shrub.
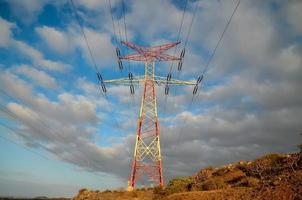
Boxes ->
[213,167,230,176]
[195,166,215,182]
[242,154,285,179]
[201,177,227,191]
[256,154,284,168]
[236,177,259,187]
[222,169,246,183]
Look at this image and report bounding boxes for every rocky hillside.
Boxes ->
[73,146,302,200]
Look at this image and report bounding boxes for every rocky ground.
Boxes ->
[73,148,302,200]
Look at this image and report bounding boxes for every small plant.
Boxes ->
[298,144,302,153]
[195,167,215,182]
[201,177,227,191]
[131,190,138,198]
[78,188,88,195]
[153,186,167,199]
[165,177,195,194]
[236,177,259,187]
[222,169,245,183]
[214,167,230,176]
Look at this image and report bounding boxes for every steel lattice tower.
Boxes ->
[104,41,195,189]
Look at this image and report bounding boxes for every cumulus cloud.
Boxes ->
[0,69,131,178]
[13,40,70,72]
[124,0,189,42]
[0,17,16,47]
[74,27,116,67]
[34,24,116,67]
[283,0,302,35]
[3,0,49,24]
[76,0,118,10]
[36,26,72,54]
[0,17,70,72]
[15,64,58,89]
[2,0,66,25]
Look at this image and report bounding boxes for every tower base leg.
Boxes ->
[127,186,134,192]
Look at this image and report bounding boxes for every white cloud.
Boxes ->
[34,24,116,68]
[77,77,99,95]
[0,17,70,73]
[125,0,186,42]
[74,27,116,67]
[13,40,70,72]
[76,0,114,10]
[15,64,58,89]
[0,70,34,105]
[2,0,65,24]
[284,0,302,35]
[36,26,72,54]
[0,17,16,47]
[1,70,130,177]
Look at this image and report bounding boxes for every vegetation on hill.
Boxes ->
[73,145,302,200]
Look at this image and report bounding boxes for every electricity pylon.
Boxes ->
[103,41,195,189]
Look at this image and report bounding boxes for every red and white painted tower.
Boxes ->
[104,41,195,189]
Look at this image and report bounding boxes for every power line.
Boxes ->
[163,0,198,113]
[164,0,241,179]
[0,126,51,161]
[68,0,132,147]
[184,0,200,47]
[168,0,189,73]
[69,0,101,74]
[162,0,189,119]
[121,0,132,73]
[0,122,110,181]
[108,0,118,46]
[0,121,53,160]
[120,0,137,115]
[0,100,126,177]
[200,0,240,75]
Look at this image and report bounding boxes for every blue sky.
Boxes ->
[0,0,302,198]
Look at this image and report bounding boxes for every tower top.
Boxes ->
[120,41,181,62]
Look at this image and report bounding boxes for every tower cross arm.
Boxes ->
[154,75,196,86]
[103,76,145,86]
[102,75,196,86]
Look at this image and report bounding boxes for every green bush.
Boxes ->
[153,186,167,199]
[165,177,195,194]
[201,177,227,191]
